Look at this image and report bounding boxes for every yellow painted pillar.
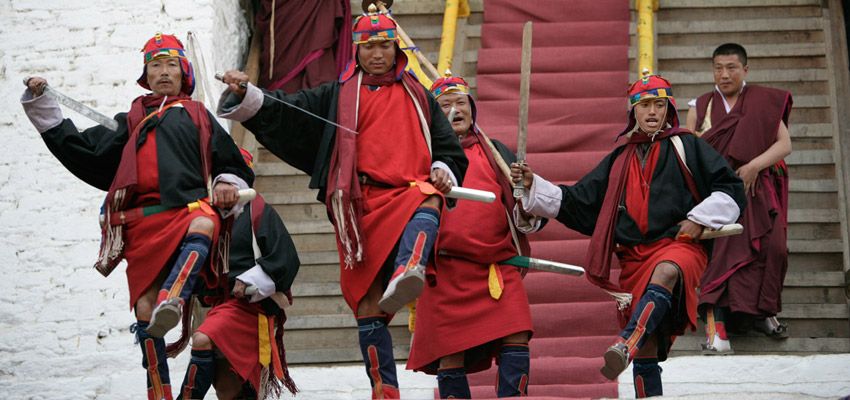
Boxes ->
[636,0,659,75]
[437,0,461,74]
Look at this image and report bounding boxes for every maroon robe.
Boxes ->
[407,132,533,374]
[695,85,793,317]
[255,0,351,91]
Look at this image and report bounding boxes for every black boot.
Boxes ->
[601,284,672,380]
[497,344,530,397]
[437,367,471,399]
[633,358,662,398]
[133,321,173,400]
[149,233,212,338]
[379,207,440,314]
[357,316,400,398]
[177,349,215,400]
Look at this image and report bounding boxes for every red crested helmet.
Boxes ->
[620,70,679,136]
[339,4,409,82]
[137,32,195,96]
[430,69,477,124]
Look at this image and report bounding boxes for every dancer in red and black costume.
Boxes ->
[217,8,467,399]
[512,74,745,398]
[21,33,253,400]
[406,72,544,398]
[178,149,299,400]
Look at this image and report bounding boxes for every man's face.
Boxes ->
[634,98,669,133]
[358,41,396,75]
[712,54,748,97]
[146,57,183,96]
[437,92,473,136]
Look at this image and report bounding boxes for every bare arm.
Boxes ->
[736,120,792,195]
[685,106,697,131]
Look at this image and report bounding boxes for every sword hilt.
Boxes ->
[214,73,248,89]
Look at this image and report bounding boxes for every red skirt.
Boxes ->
[407,256,533,374]
[197,298,276,391]
[337,181,441,314]
[617,238,707,335]
[123,207,220,309]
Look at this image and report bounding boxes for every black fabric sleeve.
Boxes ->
[238,82,338,176]
[256,204,300,292]
[427,93,468,186]
[684,135,747,212]
[209,111,254,186]
[555,148,622,236]
[38,114,130,191]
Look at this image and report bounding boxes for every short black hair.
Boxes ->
[712,43,748,66]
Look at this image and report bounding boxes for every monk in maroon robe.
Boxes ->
[686,43,793,354]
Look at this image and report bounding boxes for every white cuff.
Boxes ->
[213,173,249,218]
[21,89,63,133]
[513,203,543,233]
[217,83,263,122]
[431,161,458,187]
[687,191,741,229]
[522,174,562,219]
[236,264,276,303]
[687,98,697,108]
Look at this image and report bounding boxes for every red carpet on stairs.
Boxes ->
[465,0,631,398]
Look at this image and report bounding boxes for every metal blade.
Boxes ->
[513,21,533,199]
[26,78,120,131]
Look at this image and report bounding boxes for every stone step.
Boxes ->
[671,336,850,355]
[286,313,409,330]
[791,123,833,138]
[286,346,411,364]
[286,220,334,235]
[262,191,321,206]
[291,233,338,252]
[788,208,839,223]
[783,271,845,287]
[786,149,835,165]
[298,250,341,266]
[254,162,304,177]
[254,174,312,193]
[272,202,328,223]
[787,239,843,253]
[654,0,821,9]
[789,179,837,193]
[293,263,340,283]
[630,43,826,60]
[629,17,823,34]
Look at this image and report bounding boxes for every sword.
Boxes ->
[513,21,533,199]
[23,77,119,131]
[214,73,359,135]
[503,255,585,276]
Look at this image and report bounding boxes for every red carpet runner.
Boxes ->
[466,0,630,398]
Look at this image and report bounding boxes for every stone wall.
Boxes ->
[0,1,249,398]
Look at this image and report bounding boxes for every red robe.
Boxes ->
[619,142,707,341]
[695,85,792,317]
[122,128,220,308]
[337,83,440,312]
[407,135,533,374]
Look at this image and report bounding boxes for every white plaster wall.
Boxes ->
[0,1,249,398]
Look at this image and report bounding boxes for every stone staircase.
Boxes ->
[628,0,850,354]
[247,0,849,365]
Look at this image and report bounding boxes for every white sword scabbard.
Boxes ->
[446,187,496,203]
